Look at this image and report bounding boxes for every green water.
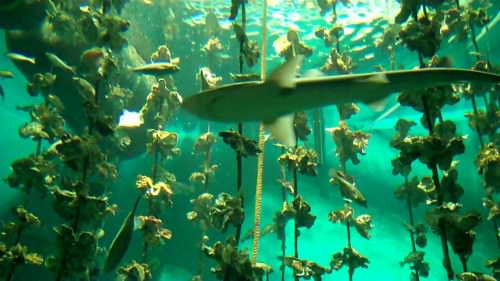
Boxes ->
[0,1,499,281]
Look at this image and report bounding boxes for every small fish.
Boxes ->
[46,52,76,74]
[331,171,367,207]
[104,196,141,272]
[6,52,36,64]
[80,47,105,63]
[170,181,195,195]
[73,77,96,99]
[47,94,65,110]
[230,73,260,82]
[131,63,180,76]
[0,71,14,78]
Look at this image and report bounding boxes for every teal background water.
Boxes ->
[0,1,499,280]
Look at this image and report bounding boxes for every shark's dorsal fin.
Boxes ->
[268,55,303,88]
[264,114,296,147]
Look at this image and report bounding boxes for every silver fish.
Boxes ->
[46,52,76,74]
[6,52,36,64]
[0,71,14,78]
[331,172,367,208]
[131,63,180,76]
[73,77,96,99]
[183,56,500,146]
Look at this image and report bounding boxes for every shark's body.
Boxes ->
[182,57,500,146]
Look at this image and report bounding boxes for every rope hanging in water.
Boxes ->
[252,0,268,266]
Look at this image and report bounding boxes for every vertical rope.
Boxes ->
[252,0,267,266]
[252,126,265,265]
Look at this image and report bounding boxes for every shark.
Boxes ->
[182,56,500,146]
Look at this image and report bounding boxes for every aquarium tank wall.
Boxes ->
[0,0,499,281]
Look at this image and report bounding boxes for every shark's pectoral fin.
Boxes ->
[368,103,401,130]
[365,96,388,112]
[263,114,296,147]
[355,73,390,111]
[268,55,303,88]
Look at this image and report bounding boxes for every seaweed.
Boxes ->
[0,207,43,279]
[394,135,465,171]
[321,48,355,74]
[315,25,344,47]
[278,147,319,177]
[464,101,499,141]
[328,201,373,239]
[394,177,427,207]
[330,247,369,275]
[1,0,498,280]
[146,130,181,159]
[485,257,500,279]
[232,23,260,68]
[202,237,271,281]
[456,272,497,281]
[331,121,370,166]
[337,103,360,121]
[135,216,172,246]
[52,187,117,223]
[211,193,245,233]
[399,16,442,58]
[117,260,152,281]
[328,198,371,281]
[292,196,317,229]
[6,154,57,195]
[274,28,313,60]
[219,130,261,157]
[400,251,430,277]
[293,112,312,142]
[0,243,43,278]
[283,256,331,281]
[187,193,215,231]
[475,144,500,196]
[140,79,183,125]
[426,208,482,270]
[53,234,98,280]
[188,192,244,233]
[191,132,217,190]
